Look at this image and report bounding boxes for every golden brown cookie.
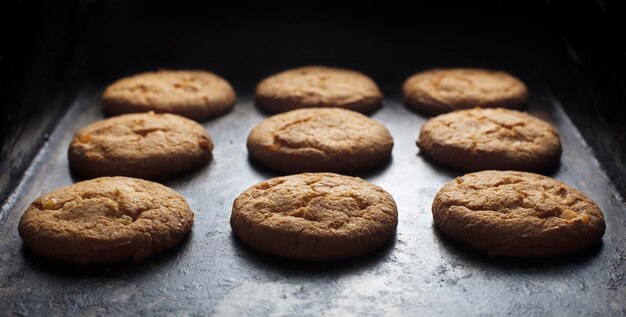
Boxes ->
[403,68,528,115]
[255,66,383,114]
[432,171,605,257]
[231,173,398,260]
[417,108,561,172]
[18,177,194,264]
[69,112,212,179]
[247,108,393,173]
[102,70,236,120]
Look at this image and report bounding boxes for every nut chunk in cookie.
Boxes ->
[432,171,605,257]
[18,177,194,264]
[231,173,398,259]
[247,108,393,173]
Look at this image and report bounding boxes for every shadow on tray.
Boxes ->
[20,231,193,278]
[230,231,397,276]
[432,226,603,270]
[416,150,562,179]
[247,154,394,180]
[68,156,215,187]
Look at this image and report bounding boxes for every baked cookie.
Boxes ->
[231,173,398,260]
[403,68,528,115]
[432,171,605,257]
[18,177,194,264]
[247,108,393,173]
[417,108,561,172]
[103,70,236,120]
[255,66,383,114]
[69,112,212,179]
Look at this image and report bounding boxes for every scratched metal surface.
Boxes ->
[0,83,625,316]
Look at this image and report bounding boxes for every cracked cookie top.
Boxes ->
[255,66,383,114]
[69,112,212,179]
[247,108,393,173]
[403,68,528,115]
[18,177,194,264]
[432,170,605,257]
[417,108,561,172]
[103,70,236,120]
[231,173,398,259]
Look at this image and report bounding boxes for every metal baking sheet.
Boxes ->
[1,83,625,316]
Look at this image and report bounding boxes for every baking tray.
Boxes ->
[2,0,626,315]
[0,81,625,316]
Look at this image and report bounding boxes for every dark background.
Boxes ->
[1,0,625,205]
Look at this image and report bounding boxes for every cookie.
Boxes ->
[432,171,605,257]
[69,112,212,179]
[102,70,236,120]
[247,108,393,173]
[255,66,383,114]
[403,68,528,115]
[18,177,194,264]
[231,173,398,260]
[417,108,561,172]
